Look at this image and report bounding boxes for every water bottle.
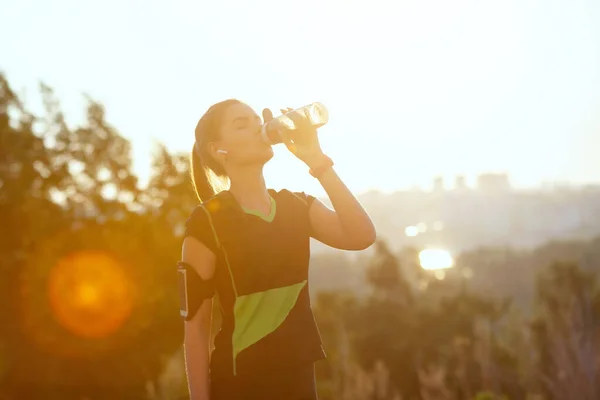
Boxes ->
[261,102,329,145]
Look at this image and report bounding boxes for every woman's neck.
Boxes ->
[227,165,271,212]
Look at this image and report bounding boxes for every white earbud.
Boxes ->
[217,149,228,155]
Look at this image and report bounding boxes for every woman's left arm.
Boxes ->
[304,156,376,251]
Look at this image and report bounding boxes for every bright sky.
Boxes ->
[3,0,600,196]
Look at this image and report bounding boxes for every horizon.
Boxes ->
[3,0,600,197]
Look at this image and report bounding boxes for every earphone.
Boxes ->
[217,149,228,155]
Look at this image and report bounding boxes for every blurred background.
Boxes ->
[1,0,600,399]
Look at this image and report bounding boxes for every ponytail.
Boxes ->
[190,148,213,202]
[191,99,239,202]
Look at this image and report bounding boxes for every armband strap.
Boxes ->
[177,261,215,320]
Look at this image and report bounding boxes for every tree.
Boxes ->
[530,261,600,400]
[354,240,420,399]
[0,74,186,399]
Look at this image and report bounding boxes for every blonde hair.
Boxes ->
[190,99,239,202]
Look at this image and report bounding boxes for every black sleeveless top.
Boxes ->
[184,189,326,379]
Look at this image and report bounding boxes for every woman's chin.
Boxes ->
[244,149,274,166]
[261,147,275,162]
[262,152,275,165]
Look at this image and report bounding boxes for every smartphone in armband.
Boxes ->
[177,261,214,320]
[177,265,189,318]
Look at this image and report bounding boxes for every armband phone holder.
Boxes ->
[177,261,214,320]
[178,263,193,319]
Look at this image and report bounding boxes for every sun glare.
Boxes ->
[419,249,454,270]
[405,226,419,237]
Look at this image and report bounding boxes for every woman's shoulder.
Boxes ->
[184,204,220,252]
[271,188,316,208]
[186,203,211,224]
[185,196,231,227]
[185,205,210,233]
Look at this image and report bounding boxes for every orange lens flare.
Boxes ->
[47,251,134,339]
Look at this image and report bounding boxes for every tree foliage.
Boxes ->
[0,73,194,399]
[313,239,600,400]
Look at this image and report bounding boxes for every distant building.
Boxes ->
[454,175,468,191]
[348,177,600,256]
[433,176,444,193]
[477,173,511,193]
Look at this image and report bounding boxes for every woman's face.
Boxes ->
[213,102,274,167]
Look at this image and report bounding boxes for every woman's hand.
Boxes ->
[261,107,376,251]
[261,107,327,169]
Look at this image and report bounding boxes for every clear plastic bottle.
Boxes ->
[260,102,329,145]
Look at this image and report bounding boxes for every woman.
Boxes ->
[179,99,376,400]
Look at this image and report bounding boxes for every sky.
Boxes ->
[2,0,600,196]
